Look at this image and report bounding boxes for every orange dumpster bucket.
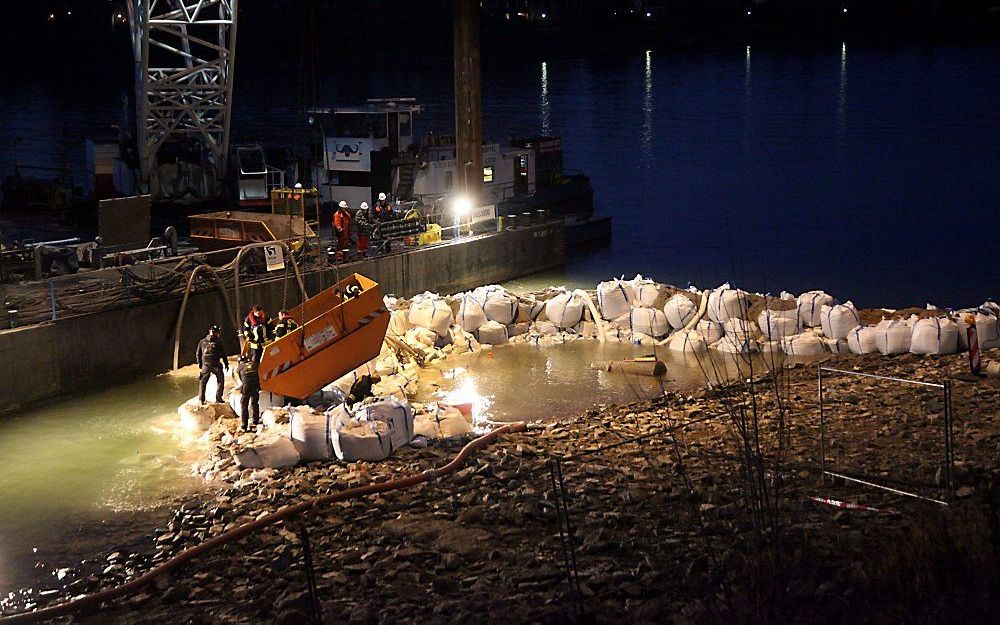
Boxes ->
[259,273,390,399]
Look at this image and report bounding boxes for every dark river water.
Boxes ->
[2,40,999,308]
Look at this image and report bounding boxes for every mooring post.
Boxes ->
[49,278,57,321]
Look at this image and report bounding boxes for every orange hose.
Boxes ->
[0,422,527,624]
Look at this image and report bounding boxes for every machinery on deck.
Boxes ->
[258,273,390,399]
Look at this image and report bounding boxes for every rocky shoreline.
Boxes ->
[4,349,999,624]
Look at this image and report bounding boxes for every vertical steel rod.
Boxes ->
[818,366,825,480]
[297,521,323,625]
[49,279,57,321]
[944,380,954,502]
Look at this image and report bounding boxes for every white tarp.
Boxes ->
[629,307,669,338]
[663,294,697,330]
[820,302,860,340]
[910,317,959,355]
[707,285,749,323]
[597,279,634,321]
[797,291,835,328]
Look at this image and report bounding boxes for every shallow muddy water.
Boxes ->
[0,335,774,598]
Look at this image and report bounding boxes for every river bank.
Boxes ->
[4,350,998,623]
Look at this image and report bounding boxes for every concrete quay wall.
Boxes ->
[0,222,565,416]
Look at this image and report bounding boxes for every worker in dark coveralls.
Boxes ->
[236,355,261,432]
[196,325,229,404]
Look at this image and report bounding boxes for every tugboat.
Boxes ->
[291,98,610,245]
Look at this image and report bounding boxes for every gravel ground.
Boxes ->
[5,352,1000,624]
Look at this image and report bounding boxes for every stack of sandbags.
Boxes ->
[516,297,545,323]
[758,308,799,341]
[262,406,292,433]
[820,302,861,340]
[874,319,912,355]
[289,406,333,461]
[329,399,414,461]
[714,335,756,354]
[976,310,1000,350]
[178,400,235,432]
[408,294,453,338]
[664,293,698,330]
[847,326,879,355]
[234,434,300,469]
[455,292,487,332]
[477,286,519,325]
[697,319,724,343]
[628,275,663,309]
[668,330,708,354]
[228,388,282,418]
[597,278,634,321]
[781,332,826,356]
[414,405,474,439]
[910,317,959,355]
[629,307,669,338]
[388,309,410,337]
[723,318,758,342]
[545,290,586,329]
[707,284,750,323]
[797,291,835,328]
[477,320,509,345]
[448,326,481,354]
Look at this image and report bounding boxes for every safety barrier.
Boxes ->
[817,366,955,506]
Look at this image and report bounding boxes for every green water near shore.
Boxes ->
[0,337,767,599]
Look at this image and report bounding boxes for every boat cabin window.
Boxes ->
[483,166,494,183]
[399,113,412,137]
[333,113,388,139]
[444,170,454,190]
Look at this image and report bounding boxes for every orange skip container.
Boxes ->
[259,274,390,399]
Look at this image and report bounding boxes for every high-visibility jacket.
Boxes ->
[243,314,270,349]
[272,318,298,338]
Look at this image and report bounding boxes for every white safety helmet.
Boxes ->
[360,201,369,209]
[338,200,348,208]
[294,182,303,189]
[378,193,387,201]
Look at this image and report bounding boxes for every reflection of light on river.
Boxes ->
[439,368,491,430]
[837,42,848,144]
[540,61,551,136]
[642,50,653,160]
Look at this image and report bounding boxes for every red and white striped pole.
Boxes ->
[966,314,982,375]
